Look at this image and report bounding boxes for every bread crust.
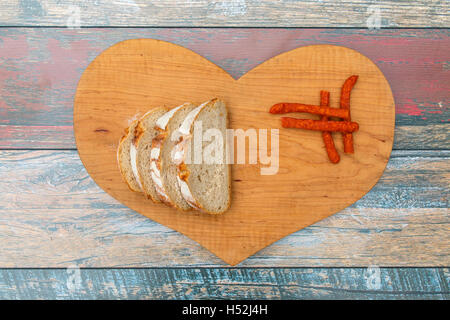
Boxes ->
[117,119,142,193]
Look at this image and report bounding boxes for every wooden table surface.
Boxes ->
[0,0,448,299]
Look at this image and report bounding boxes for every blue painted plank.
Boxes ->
[0,268,448,299]
[1,0,448,27]
[0,150,447,267]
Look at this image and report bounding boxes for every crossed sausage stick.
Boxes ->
[320,90,340,163]
[340,75,358,153]
[270,75,359,163]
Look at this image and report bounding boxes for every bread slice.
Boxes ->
[132,106,169,202]
[175,99,231,214]
[117,119,142,193]
[150,102,197,210]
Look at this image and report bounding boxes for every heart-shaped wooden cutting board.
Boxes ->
[74,39,395,265]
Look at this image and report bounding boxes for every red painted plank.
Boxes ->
[0,28,448,149]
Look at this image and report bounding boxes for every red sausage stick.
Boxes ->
[319,91,340,163]
[270,103,349,119]
[340,75,358,153]
[281,118,359,132]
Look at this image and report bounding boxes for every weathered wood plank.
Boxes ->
[394,124,449,152]
[3,124,449,150]
[0,28,448,149]
[0,150,447,267]
[1,0,448,27]
[0,125,74,149]
[0,268,448,299]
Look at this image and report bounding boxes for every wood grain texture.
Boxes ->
[0,150,447,267]
[1,0,448,27]
[0,28,447,150]
[0,268,448,300]
[74,39,396,265]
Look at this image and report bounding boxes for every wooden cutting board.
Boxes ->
[74,39,395,265]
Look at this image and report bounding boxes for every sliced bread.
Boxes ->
[174,99,231,214]
[150,102,197,210]
[117,119,142,193]
[132,106,169,202]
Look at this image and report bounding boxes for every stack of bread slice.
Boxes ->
[118,99,231,214]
